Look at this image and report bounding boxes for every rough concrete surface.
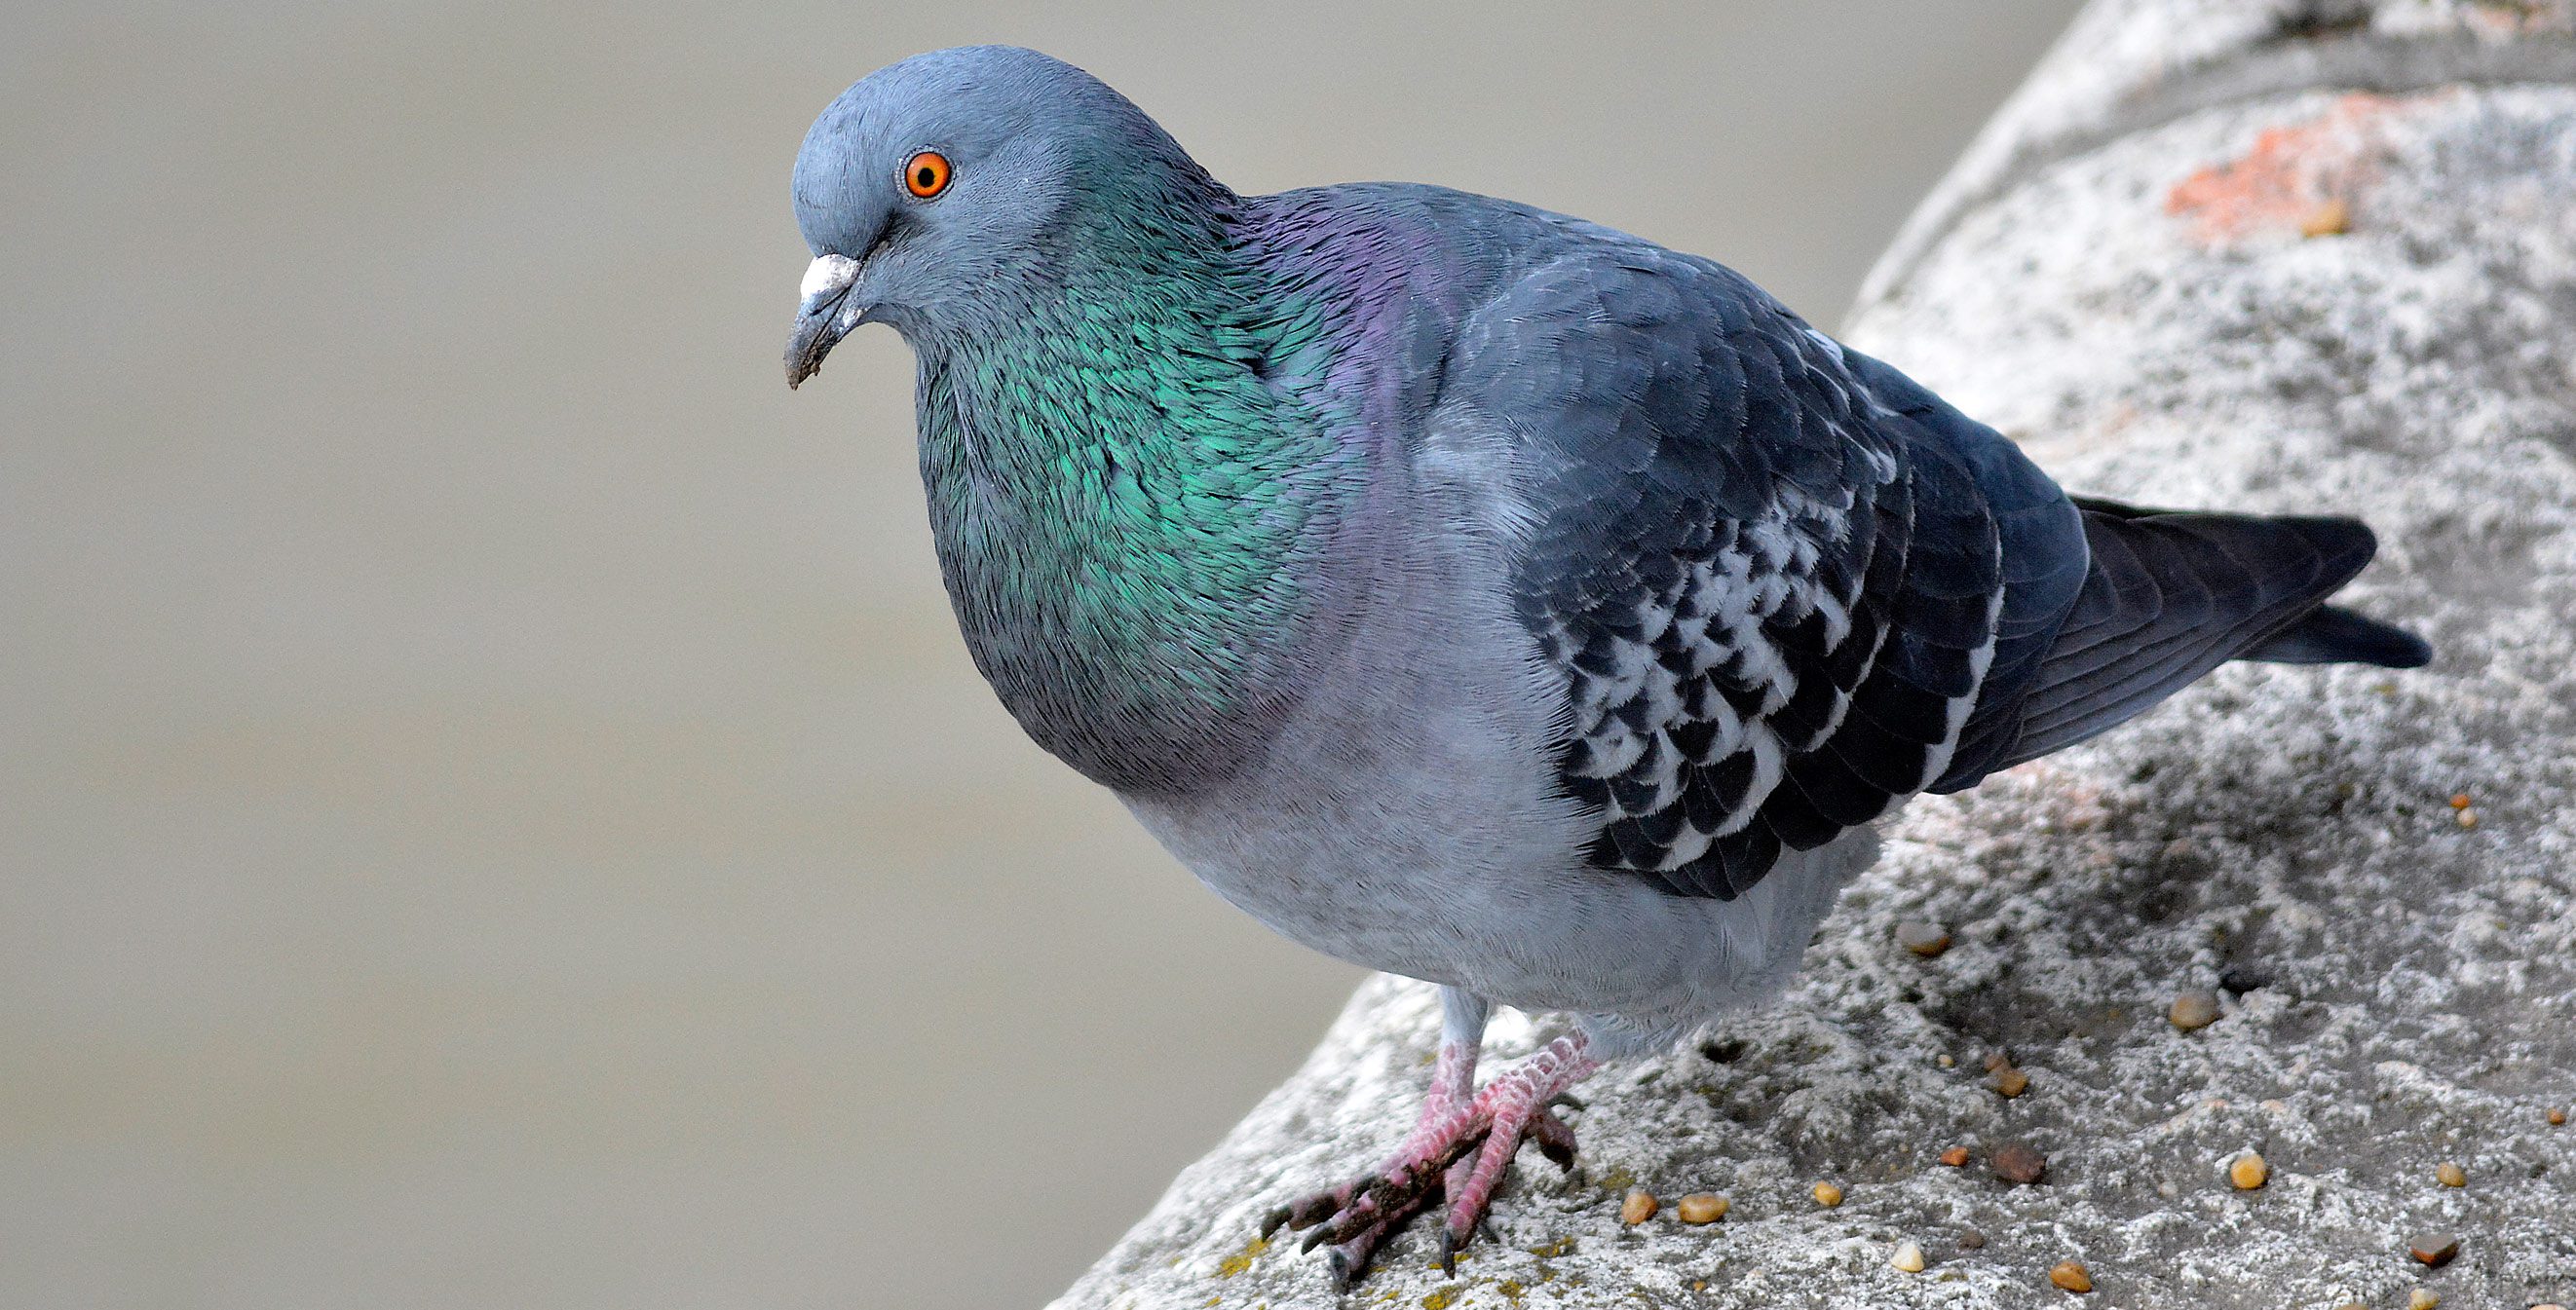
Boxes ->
[1051,3,2576,1306]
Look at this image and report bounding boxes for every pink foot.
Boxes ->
[1263,1032,1598,1288]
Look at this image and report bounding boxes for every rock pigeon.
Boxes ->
[781,46,2431,1287]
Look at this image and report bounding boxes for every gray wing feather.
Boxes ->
[1446,242,2078,899]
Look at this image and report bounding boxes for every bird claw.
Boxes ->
[1267,1106,1579,1283]
[1270,1137,1479,1284]
[1266,1033,1600,1288]
[1529,1104,1580,1172]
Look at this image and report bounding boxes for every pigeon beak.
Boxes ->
[785,253,863,389]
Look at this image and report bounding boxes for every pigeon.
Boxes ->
[781,46,2431,1288]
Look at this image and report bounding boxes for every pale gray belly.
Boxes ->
[1119,536,1883,1038]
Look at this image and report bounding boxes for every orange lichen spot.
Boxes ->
[2166,94,2424,242]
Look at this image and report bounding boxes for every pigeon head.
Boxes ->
[784,46,1224,386]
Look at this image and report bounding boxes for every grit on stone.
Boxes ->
[1052,3,2576,1306]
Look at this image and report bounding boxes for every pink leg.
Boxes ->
[1260,1034,1479,1254]
[1434,1032,1598,1269]
[1266,1000,1597,1289]
[1382,1037,1480,1171]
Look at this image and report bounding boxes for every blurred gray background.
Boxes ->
[0,4,2080,1306]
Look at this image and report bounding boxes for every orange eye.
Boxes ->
[903,150,952,199]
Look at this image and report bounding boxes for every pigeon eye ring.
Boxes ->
[904,150,951,199]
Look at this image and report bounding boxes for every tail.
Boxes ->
[1965,497,2429,778]
[2238,602,2432,667]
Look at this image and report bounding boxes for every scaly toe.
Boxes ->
[1529,1104,1579,1172]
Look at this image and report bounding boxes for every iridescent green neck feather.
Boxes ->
[912,194,1360,793]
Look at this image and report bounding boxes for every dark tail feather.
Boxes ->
[1979,500,2423,774]
[2241,603,2431,667]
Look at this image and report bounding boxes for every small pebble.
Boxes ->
[1891,1241,1926,1274]
[2048,1259,2093,1293]
[2435,1161,2467,1188]
[1992,1065,2030,1099]
[1991,1141,2048,1185]
[2456,807,2479,829]
[2550,1106,2567,1126]
[1811,1181,1843,1208]
[1896,920,1951,957]
[1675,1192,1727,1224]
[1983,1050,2013,1073]
[2169,991,2219,1030]
[2408,1290,2441,1310]
[2408,1232,2459,1267]
[2229,1152,2269,1190]
[1619,1189,1657,1225]
[1937,1052,1955,1068]
[2530,1304,2567,1310]
[2218,964,2272,995]
[1940,1146,1970,1168]
[1956,1228,1986,1250]
[2299,196,2351,238]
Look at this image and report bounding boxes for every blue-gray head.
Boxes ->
[783,46,1221,386]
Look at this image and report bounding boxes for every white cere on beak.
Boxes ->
[798,249,860,303]
[800,253,861,307]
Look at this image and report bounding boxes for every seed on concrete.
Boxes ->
[2048,1259,2093,1293]
[1811,1181,1843,1208]
[1675,1192,1727,1224]
[2408,1232,2459,1267]
[2299,197,2351,237]
[1992,1065,2030,1098]
[2434,1161,2466,1187]
[1892,1240,1926,1273]
[1896,920,1951,956]
[2229,1152,2269,1190]
[1991,1141,2048,1185]
[2551,1106,2568,1126]
[2448,792,2473,809]
[1940,1146,1970,1168]
[1619,1188,1657,1224]
[2407,1290,2441,1310]
[2456,806,2479,829]
[2169,991,2220,1030]
[1956,1228,1986,1250]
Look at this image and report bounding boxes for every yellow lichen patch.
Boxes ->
[1528,1235,1578,1258]
[1421,1290,1458,1310]
[1215,1235,1269,1279]
[1593,1164,1638,1193]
